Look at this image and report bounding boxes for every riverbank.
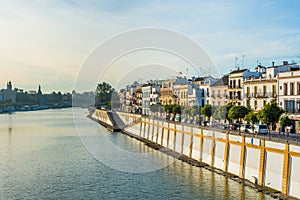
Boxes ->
[0,105,72,114]
[91,110,300,200]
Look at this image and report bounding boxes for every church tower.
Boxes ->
[37,84,42,95]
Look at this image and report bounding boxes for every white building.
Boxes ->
[244,61,300,111]
[210,75,228,107]
[278,68,300,113]
[228,68,260,106]
[194,76,217,106]
[142,85,151,115]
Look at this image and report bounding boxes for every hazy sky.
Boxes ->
[1,0,300,92]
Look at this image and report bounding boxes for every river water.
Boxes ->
[0,108,274,199]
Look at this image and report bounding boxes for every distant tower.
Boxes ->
[37,84,42,95]
[7,81,12,91]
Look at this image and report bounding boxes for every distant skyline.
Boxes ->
[1,0,300,92]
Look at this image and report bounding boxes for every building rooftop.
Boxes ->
[229,68,247,74]
[211,75,228,87]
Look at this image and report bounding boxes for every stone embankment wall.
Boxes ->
[115,112,300,199]
[91,109,113,128]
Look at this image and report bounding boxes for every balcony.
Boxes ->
[244,92,277,98]
[229,96,242,100]
[229,85,242,89]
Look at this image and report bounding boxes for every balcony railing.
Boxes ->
[229,96,242,100]
[244,92,277,98]
[229,85,242,89]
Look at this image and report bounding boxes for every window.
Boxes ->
[290,83,294,95]
[254,86,258,96]
[283,83,288,95]
[238,79,241,88]
[272,85,276,97]
[263,85,267,96]
[285,100,295,113]
[263,100,266,106]
[298,82,300,95]
[254,100,258,110]
[246,100,250,107]
[246,87,250,94]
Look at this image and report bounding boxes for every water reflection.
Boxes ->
[0,109,275,200]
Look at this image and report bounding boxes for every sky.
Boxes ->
[1,0,300,92]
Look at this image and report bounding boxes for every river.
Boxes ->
[0,108,274,199]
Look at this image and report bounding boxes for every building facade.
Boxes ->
[0,81,16,103]
[209,75,228,107]
[278,70,300,113]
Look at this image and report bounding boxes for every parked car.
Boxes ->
[210,121,218,127]
[230,123,240,130]
[218,123,228,129]
[240,124,251,132]
[251,124,269,135]
[174,114,181,122]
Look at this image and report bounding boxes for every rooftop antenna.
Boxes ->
[242,55,245,68]
[235,57,239,69]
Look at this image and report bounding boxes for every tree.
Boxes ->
[191,105,199,121]
[164,105,173,114]
[172,105,181,115]
[212,106,227,122]
[225,103,234,123]
[228,105,249,131]
[201,104,212,122]
[95,82,115,108]
[279,115,293,135]
[150,103,162,117]
[257,101,284,131]
[183,106,192,120]
[244,111,258,133]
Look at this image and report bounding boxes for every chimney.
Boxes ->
[272,61,274,67]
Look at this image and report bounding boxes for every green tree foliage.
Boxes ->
[191,105,199,118]
[212,106,227,122]
[150,103,163,117]
[172,105,181,115]
[164,105,173,114]
[183,106,192,119]
[228,105,249,131]
[201,104,212,122]
[225,103,234,122]
[95,82,116,108]
[279,115,293,130]
[244,111,258,125]
[257,102,284,127]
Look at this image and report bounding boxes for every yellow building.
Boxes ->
[159,79,177,105]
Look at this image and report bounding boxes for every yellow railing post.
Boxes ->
[223,132,229,172]
[210,130,215,167]
[258,139,266,186]
[199,128,203,162]
[239,135,246,178]
[189,127,194,158]
[282,143,290,195]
